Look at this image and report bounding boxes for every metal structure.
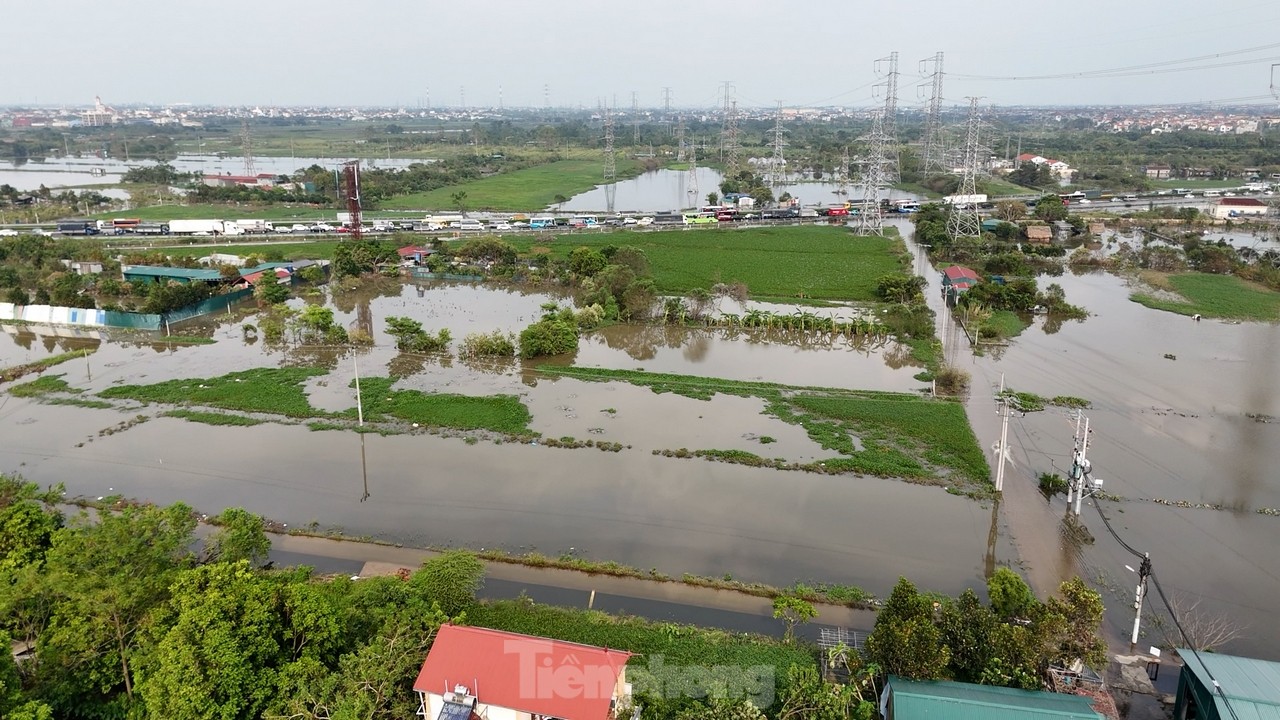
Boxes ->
[946,96,984,240]
[875,52,900,183]
[498,83,503,110]
[919,52,946,174]
[719,80,733,161]
[603,104,617,214]
[544,83,550,109]
[686,144,699,209]
[459,85,465,110]
[767,102,787,188]
[724,100,742,176]
[662,86,672,113]
[240,118,255,177]
[342,160,363,241]
[855,110,890,236]
[675,115,686,163]
[631,91,640,144]
[838,146,850,196]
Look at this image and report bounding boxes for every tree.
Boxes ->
[707,192,720,206]
[772,595,817,644]
[40,503,197,705]
[1033,194,1068,221]
[451,190,468,215]
[994,200,1027,223]
[553,193,568,210]
[518,316,579,358]
[204,507,271,566]
[568,246,607,277]
[874,273,926,304]
[987,567,1036,620]
[255,277,289,305]
[136,561,284,720]
[385,316,451,353]
[864,578,950,681]
[777,664,860,720]
[677,698,767,720]
[409,550,485,617]
[0,477,62,572]
[1045,577,1108,670]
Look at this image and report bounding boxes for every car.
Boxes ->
[0,229,18,237]
[636,217,654,226]
[1077,198,1092,205]
[1185,193,1196,199]
[1112,197,1124,203]
[622,217,638,225]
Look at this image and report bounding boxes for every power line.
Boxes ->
[954,42,1280,81]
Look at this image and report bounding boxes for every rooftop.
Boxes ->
[1179,649,1280,720]
[414,625,631,720]
[943,265,981,282]
[888,676,1103,720]
[1218,197,1267,207]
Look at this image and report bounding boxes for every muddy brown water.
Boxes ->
[0,277,1012,609]
[902,221,1280,659]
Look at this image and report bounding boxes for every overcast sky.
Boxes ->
[8,0,1280,109]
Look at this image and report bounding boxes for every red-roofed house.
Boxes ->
[414,625,633,720]
[397,245,433,264]
[1211,197,1269,220]
[942,265,981,305]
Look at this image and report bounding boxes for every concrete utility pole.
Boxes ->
[993,374,1012,493]
[1128,553,1152,647]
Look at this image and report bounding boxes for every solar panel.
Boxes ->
[437,700,473,720]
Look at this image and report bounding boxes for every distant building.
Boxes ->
[882,676,1104,720]
[1024,225,1054,244]
[1211,197,1268,220]
[1174,650,1280,720]
[59,260,104,276]
[202,173,277,189]
[941,265,981,305]
[413,624,633,720]
[1144,164,1172,180]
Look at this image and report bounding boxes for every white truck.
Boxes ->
[235,219,274,234]
[943,193,988,206]
[168,219,244,236]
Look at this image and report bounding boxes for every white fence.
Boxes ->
[0,303,108,327]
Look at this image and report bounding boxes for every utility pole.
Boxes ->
[676,114,686,163]
[992,375,1014,492]
[460,85,466,110]
[875,51,900,183]
[919,52,946,174]
[631,91,640,145]
[1128,553,1152,647]
[603,103,617,214]
[768,102,787,189]
[686,144,699,209]
[947,96,984,240]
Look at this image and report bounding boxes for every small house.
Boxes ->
[396,245,433,265]
[1174,650,1280,720]
[942,265,980,305]
[1144,164,1172,179]
[882,676,1104,720]
[60,260,104,276]
[413,624,633,720]
[1211,197,1268,220]
[1024,225,1053,244]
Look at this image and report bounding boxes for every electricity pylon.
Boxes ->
[856,111,890,236]
[875,52,900,183]
[919,52,946,174]
[946,97,983,240]
[767,102,787,188]
[603,104,616,214]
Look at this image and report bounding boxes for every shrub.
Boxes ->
[518,317,579,359]
[934,365,970,396]
[460,331,517,358]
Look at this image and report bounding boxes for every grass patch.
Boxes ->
[468,599,814,708]
[1148,179,1242,190]
[306,421,345,432]
[510,226,907,301]
[165,409,264,427]
[978,310,1030,340]
[380,158,645,212]
[0,349,95,383]
[541,365,989,487]
[349,377,532,434]
[99,367,325,417]
[45,397,115,410]
[154,335,216,345]
[8,374,80,398]
[1131,272,1280,321]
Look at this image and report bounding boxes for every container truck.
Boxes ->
[235,219,273,234]
[168,219,244,236]
[56,220,100,236]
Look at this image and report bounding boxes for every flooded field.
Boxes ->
[0,275,1005,605]
[905,225,1280,659]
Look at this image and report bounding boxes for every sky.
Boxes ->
[8,0,1280,109]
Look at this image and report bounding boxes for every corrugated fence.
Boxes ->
[0,288,255,331]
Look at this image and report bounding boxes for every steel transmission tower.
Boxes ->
[838,146,851,196]
[631,91,640,144]
[919,52,946,173]
[724,100,742,176]
[342,161,362,241]
[874,52,900,183]
[544,83,550,109]
[855,111,889,236]
[662,86,672,113]
[686,144,699,208]
[676,115,686,162]
[603,104,617,214]
[947,97,984,240]
[719,80,734,162]
[240,118,255,177]
[767,102,787,188]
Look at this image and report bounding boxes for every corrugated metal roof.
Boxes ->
[122,266,223,281]
[889,677,1102,720]
[1178,650,1280,720]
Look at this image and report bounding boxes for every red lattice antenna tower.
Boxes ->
[343,160,362,241]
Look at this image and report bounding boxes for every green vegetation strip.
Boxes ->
[511,225,908,301]
[980,310,1030,340]
[468,599,815,683]
[380,158,645,212]
[96,367,533,435]
[541,366,989,486]
[0,349,95,383]
[164,409,265,427]
[8,374,82,397]
[1131,272,1280,322]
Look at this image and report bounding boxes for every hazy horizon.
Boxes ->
[8,0,1280,109]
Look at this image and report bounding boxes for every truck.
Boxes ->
[235,219,274,234]
[56,220,100,236]
[943,193,988,206]
[134,222,170,235]
[168,219,244,236]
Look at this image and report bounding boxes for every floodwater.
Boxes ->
[559,167,726,213]
[904,222,1280,658]
[0,276,1010,605]
[0,153,419,192]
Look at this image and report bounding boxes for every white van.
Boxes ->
[458,219,484,231]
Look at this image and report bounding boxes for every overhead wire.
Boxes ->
[953,41,1280,81]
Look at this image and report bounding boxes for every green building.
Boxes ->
[1174,650,1280,720]
[883,676,1103,720]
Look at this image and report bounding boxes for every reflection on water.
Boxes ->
[560,168,726,213]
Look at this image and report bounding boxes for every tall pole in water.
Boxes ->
[994,374,1010,493]
[1073,416,1091,516]
[353,355,364,426]
[1130,553,1151,647]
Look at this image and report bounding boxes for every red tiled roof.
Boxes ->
[1016,153,1038,162]
[397,245,431,257]
[943,265,980,282]
[414,625,631,720]
[1219,198,1266,207]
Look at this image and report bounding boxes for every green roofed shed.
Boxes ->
[884,676,1103,720]
[1175,650,1280,720]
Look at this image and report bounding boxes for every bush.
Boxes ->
[934,365,970,396]
[459,330,517,358]
[386,316,451,353]
[518,317,579,359]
